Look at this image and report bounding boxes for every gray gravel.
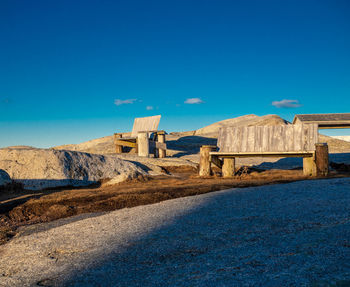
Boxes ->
[0,178,350,286]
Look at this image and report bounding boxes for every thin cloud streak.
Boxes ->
[114,99,137,106]
[272,99,301,108]
[184,98,204,104]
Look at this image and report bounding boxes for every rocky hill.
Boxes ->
[2,114,349,190]
[55,135,116,155]
[319,134,350,153]
[331,135,350,142]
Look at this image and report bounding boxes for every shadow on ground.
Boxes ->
[166,136,217,157]
[254,152,350,170]
[0,179,100,214]
[49,178,350,287]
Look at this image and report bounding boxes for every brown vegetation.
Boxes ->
[1,166,348,245]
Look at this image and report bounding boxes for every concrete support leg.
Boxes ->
[303,157,316,176]
[222,158,235,178]
[158,133,166,158]
[138,132,149,157]
[199,145,216,176]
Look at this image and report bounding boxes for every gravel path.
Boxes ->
[0,178,349,286]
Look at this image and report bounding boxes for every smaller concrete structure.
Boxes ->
[293,113,350,129]
[114,115,166,158]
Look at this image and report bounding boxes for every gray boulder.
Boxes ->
[0,147,146,190]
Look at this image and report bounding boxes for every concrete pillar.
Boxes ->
[199,145,216,176]
[158,133,166,158]
[303,157,316,176]
[138,132,149,157]
[222,158,235,178]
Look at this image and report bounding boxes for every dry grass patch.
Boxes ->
[1,167,348,245]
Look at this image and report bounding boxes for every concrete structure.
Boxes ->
[293,113,350,129]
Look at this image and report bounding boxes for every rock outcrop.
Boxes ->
[0,147,146,190]
[54,135,116,155]
[331,135,350,142]
[319,134,350,153]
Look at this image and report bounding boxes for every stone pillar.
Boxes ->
[222,158,235,178]
[315,143,329,177]
[199,145,216,176]
[138,132,149,157]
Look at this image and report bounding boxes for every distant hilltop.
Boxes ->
[331,136,350,142]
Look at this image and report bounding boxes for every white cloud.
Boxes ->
[146,106,154,110]
[184,98,204,104]
[114,99,137,106]
[272,99,301,108]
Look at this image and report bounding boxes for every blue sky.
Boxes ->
[1,0,349,148]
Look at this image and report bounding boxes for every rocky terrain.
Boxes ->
[0,147,146,190]
[0,178,349,286]
[0,114,349,286]
[1,114,349,190]
[332,135,350,142]
[54,114,350,156]
[319,134,350,153]
[53,114,350,169]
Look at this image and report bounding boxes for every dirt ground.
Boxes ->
[0,165,349,245]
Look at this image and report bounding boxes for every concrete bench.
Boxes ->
[199,124,329,177]
[114,115,166,158]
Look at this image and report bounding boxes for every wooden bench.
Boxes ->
[199,124,329,177]
[114,115,167,158]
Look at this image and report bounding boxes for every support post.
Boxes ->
[199,145,216,176]
[114,133,123,153]
[315,143,329,177]
[303,157,316,176]
[138,132,149,157]
[222,158,235,178]
[158,133,166,158]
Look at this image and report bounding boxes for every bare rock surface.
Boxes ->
[332,135,350,142]
[319,134,350,153]
[0,147,146,190]
[54,135,116,155]
[0,178,349,286]
[114,153,197,172]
